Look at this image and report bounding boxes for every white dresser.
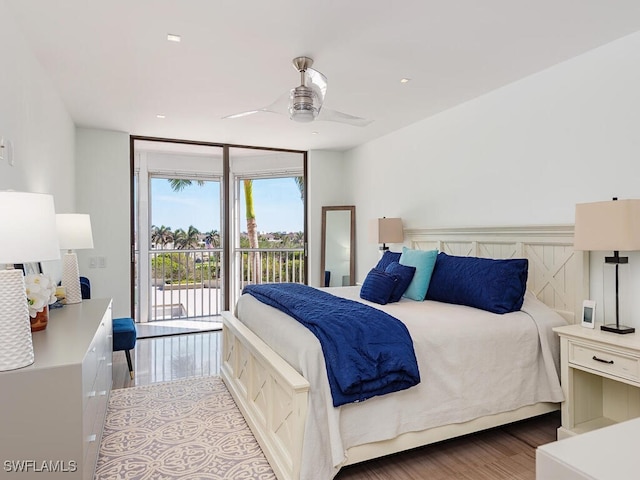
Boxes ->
[0,299,112,480]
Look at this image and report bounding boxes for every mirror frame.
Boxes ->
[320,205,356,287]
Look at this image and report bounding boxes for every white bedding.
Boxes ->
[236,286,567,480]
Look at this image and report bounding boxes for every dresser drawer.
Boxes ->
[81,312,112,413]
[82,356,110,477]
[569,341,640,384]
[82,383,100,451]
[81,341,99,413]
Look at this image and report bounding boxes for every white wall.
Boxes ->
[345,31,640,328]
[0,1,75,275]
[75,128,131,318]
[0,0,75,206]
[307,150,348,286]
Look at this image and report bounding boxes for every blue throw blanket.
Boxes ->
[243,283,420,407]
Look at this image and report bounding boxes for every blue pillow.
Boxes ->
[375,250,402,271]
[385,262,416,302]
[360,269,398,305]
[426,252,529,314]
[399,247,438,301]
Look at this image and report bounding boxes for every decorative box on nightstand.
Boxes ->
[553,324,640,439]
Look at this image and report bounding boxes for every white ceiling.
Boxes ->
[7,0,640,152]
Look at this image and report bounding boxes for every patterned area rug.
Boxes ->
[95,376,276,479]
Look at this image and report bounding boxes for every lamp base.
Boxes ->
[601,324,635,334]
[0,269,35,371]
[61,251,82,304]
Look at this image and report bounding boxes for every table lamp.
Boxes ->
[574,197,640,334]
[370,217,404,252]
[56,214,94,304]
[0,191,60,371]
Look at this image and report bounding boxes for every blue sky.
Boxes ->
[150,177,304,233]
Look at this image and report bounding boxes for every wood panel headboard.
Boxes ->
[405,225,589,324]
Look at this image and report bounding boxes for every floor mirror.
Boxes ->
[320,206,355,287]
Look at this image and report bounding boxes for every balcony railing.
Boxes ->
[236,247,305,286]
[150,249,223,321]
[148,247,304,321]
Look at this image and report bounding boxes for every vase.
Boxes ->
[30,305,49,332]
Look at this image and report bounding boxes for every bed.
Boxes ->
[221,225,589,480]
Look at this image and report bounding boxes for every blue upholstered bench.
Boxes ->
[113,317,137,379]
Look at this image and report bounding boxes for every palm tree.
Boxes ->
[150,225,160,249]
[172,228,187,249]
[294,177,304,202]
[204,230,220,248]
[185,225,201,249]
[173,226,200,250]
[243,179,260,282]
[168,179,205,191]
[151,225,173,249]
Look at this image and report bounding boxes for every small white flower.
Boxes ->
[25,273,57,318]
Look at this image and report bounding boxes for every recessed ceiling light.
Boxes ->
[400,78,411,84]
[167,34,181,42]
[311,131,319,135]
[156,114,166,119]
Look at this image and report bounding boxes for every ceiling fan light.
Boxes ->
[289,85,319,122]
[290,107,316,123]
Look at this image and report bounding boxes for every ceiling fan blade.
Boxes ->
[316,108,373,127]
[306,67,327,106]
[222,110,260,119]
[222,91,290,120]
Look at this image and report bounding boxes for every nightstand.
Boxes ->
[553,324,640,440]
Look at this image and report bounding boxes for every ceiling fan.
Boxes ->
[223,56,372,127]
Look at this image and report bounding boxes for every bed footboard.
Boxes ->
[221,311,309,480]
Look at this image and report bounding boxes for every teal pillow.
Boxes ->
[399,247,438,301]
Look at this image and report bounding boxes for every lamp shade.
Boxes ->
[574,199,640,252]
[56,214,94,250]
[0,191,60,264]
[370,217,404,244]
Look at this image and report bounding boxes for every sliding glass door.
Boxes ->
[147,175,222,320]
[131,138,306,322]
[133,140,224,322]
[230,147,306,304]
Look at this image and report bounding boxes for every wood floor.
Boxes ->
[112,330,558,480]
